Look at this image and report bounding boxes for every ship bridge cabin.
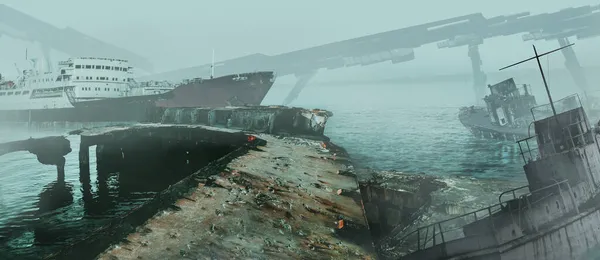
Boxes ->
[61,57,135,100]
[518,94,600,193]
[395,95,600,260]
[484,78,537,128]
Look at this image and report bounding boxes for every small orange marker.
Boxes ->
[337,219,344,229]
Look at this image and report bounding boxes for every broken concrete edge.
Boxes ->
[0,136,72,166]
[355,169,449,254]
[45,139,259,260]
[151,106,334,137]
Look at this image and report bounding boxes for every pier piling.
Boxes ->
[0,136,72,182]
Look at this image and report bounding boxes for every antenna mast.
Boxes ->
[210,49,215,79]
[499,43,575,117]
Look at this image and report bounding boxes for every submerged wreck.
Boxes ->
[388,94,600,259]
[459,78,537,141]
[389,43,600,259]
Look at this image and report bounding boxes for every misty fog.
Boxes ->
[1,0,599,81]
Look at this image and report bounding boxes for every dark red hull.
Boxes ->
[156,71,275,108]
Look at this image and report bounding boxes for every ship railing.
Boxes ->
[389,179,570,255]
[563,120,594,149]
[387,202,504,253]
[498,185,530,205]
[530,94,583,121]
[517,113,592,163]
[517,135,540,164]
[517,84,532,96]
[519,179,569,205]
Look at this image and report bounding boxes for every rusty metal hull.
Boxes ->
[458,106,529,141]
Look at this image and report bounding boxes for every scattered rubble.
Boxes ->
[97,135,375,260]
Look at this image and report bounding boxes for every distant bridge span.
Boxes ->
[0,4,153,72]
[1,4,599,104]
[145,4,600,104]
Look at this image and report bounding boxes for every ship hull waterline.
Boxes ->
[0,71,276,123]
[458,106,530,142]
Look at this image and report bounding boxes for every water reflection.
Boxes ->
[0,133,237,259]
[458,138,523,180]
[34,181,74,245]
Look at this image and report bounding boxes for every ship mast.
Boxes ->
[499,43,575,117]
[210,49,215,79]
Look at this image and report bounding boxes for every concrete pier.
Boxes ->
[5,105,376,259]
[94,134,375,259]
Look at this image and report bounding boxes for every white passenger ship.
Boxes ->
[0,57,174,111]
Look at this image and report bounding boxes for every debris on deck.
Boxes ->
[96,134,375,260]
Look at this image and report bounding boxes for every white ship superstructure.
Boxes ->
[0,57,174,111]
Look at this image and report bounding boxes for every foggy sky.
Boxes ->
[1,0,599,78]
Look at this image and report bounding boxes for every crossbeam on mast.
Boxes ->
[499,43,575,116]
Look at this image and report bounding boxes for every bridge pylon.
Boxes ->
[468,44,488,105]
[558,38,590,99]
[282,70,317,105]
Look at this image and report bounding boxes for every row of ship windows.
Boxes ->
[0,90,30,96]
[74,65,128,71]
[33,77,132,82]
[81,87,120,92]
[33,78,53,83]
[75,76,128,82]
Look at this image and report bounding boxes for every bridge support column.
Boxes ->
[558,38,589,98]
[282,70,317,106]
[468,44,487,105]
[37,42,53,72]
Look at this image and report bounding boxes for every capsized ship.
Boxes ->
[459,78,538,141]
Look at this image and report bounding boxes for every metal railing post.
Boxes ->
[417,229,421,250]
[439,223,445,243]
[566,182,580,214]
[432,224,436,246]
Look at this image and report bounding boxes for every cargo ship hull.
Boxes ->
[155,71,275,108]
[0,72,275,123]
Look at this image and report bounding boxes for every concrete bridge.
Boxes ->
[2,4,599,104]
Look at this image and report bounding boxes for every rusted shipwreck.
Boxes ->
[386,95,600,260]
